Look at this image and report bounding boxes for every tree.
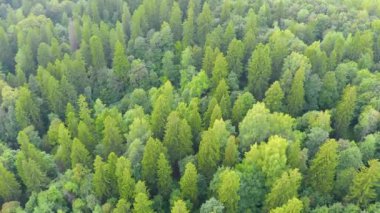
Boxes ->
[200,197,224,213]
[171,199,189,213]
[113,41,129,85]
[346,159,380,207]
[223,136,238,167]
[15,86,42,131]
[264,81,284,112]
[169,2,182,41]
[247,43,272,100]
[116,157,135,201]
[265,169,302,210]
[70,138,91,168]
[319,71,338,109]
[133,192,153,213]
[334,86,357,139]
[217,169,240,213]
[89,36,106,69]
[209,104,222,128]
[232,92,255,126]
[180,162,198,204]
[100,115,124,157]
[0,163,21,201]
[198,128,222,179]
[270,197,303,213]
[197,2,213,45]
[163,112,193,164]
[151,82,174,139]
[142,138,167,191]
[287,66,305,116]
[308,139,338,194]
[227,39,245,80]
[55,124,72,171]
[182,1,195,46]
[211,53,229,89]
[157,153,173,198]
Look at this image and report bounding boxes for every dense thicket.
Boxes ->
[0,0,380,212]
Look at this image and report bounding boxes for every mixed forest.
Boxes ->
[1,0,380,212]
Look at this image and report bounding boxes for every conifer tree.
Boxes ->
[169,2,182,41]
[113,41,129,84]
[157,153,173,198]
[334,85,357,139]
[0,163,21,201]
[232,92,255,126]
[264,81,284,112]
[55,124,72,171]
[180,162,198,204]
[151,82,174,139]
[265,169,302,210]
[77,121,96,152]
[142,138,167,190]
[89,35,106,69]
[182,1,195,46]
[15,86,42,130]
[248,43,272,100]
[163,112,193,164]
[197,2,213,45]
[133,192,154,213]
[346,159,380,206]
[209,104,222,128]
[223,136,238,167]
[211,53,229,89]
[226,39,245,79]
[287,67,305,116]
[309,139,338,194]
[198,129,221,179]
[70,138,91,168]
[65,103,78,136]
[172,199,190,213]
[319,71,338,109]
[101,116,124,157]
[116,157,135,201]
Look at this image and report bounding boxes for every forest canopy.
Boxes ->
[0,0,380,212]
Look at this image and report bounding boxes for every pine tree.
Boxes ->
[226,39,245,79]
[232,92,255,126]
[211,53,229,89]
[180,162,198,204]
[264,81,284,112]
[197,2,213,45]
[116,157,135,201]
[142,138,167,190]
[217,169,240,213]
[163,112,193,164]
[169,2,182,41]
[133,193,153,213]
[223,136,238,167]
[198,129,221,179]
[157,153,173,198]
[319,71,338,109]
[346,159,380,206]
[265,169,302,210]
[89,35,106,69]
[101,116,124,157]
[113,41,129,84]
[0,163,21,201]
[70,138,91,168]
[171,199,190,213]
[334,85,357,139]
[209,104,222,128]
[182,1,195,46]
[151,82,174,139]
[65,103,78,137]
[287,67,305,116]
[15,86,42,130]
[309,139,338,194]
[55,124,72,171]
[247,43,272,100]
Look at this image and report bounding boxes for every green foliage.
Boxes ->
[334,85,357,139]
[264,81,285,112]
[270,197,303,213]
[217,168,240,213]
[309,139,338,194]
[180,162,198,204]
[248,43,272,100]
[157,153,173,198]
[0,163,21,201]
[232,92,255,126]
[171,199,190,213]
